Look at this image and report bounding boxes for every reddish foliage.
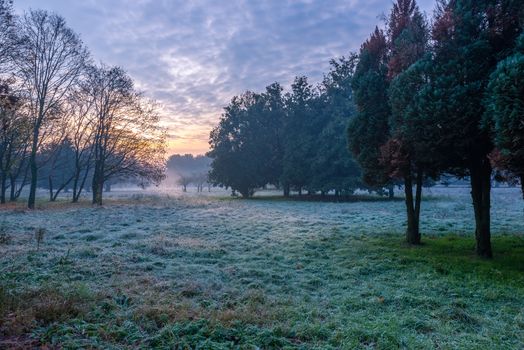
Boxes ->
[379,138,410,179]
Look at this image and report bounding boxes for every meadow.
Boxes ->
[0,187,523,349]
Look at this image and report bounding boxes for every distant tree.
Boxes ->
[487,33,524,198]
[177,175,191,192]
[260,83,286,192]
[425,0,522,257]
[37,138,76,201]
[209,93,264,197]
[209,88,284,198]
[311,56,362,195]
[13,10,89,209]
[167,154,211,192]
[281,76,317,195]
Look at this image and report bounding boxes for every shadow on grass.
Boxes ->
[376,234,524,283]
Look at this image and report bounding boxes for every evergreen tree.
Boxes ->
[208,92,269,197]
[311,56,362,195]
[347,27,390,188]
[427,0,522,257]
[385,0,430,244]
[281,76,317,195]
[487,33,524,198]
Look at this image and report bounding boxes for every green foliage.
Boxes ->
[388,57,441,178]
[347,27,390,187]
[487,34,524,182]
[281,76,317,193]
[209,70,364,197]
[208,91,275,197]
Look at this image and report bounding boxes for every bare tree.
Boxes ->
[0,80,31,203]
[13,10,88,208]
[0,0,15,73]
[85,64,165,205]
[66,87,96,202]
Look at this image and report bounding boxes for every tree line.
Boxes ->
[0,1,166,207]
[208,0,523,258]
[208,59,366,198]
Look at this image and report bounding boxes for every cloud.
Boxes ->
[14,0,436,154]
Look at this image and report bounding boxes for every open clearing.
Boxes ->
[0,187,523,349]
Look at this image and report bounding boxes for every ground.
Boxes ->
[0,187,523,349]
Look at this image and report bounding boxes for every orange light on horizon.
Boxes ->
[166,138,209,157]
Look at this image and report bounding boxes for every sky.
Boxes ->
[14,0,435,156]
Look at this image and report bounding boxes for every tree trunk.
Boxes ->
[0,173,6,204]
[388,185,394,199]
[72,168,80,203]
[92,179,103,205]
[48,177,54,202]
[9,176,15,201]
[92,163,104,205]
[283,184,290,197]
[520,175,524,200]
[470,159,492,258]
[28,137,38,209]
[404,169,422,245]
[414,169,423,231]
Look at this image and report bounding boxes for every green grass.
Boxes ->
[0,193,523,349]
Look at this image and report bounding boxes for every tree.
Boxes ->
[208,92,269,197]
[311,56,362,195]
[0,0,14,72]
[426,0,522,257]
[487,33,524,198]
[281,76,317,195]
[347,27,390,190]
[384,0,430,244]
[260,83,286,192]
[387,57,441,244]
[0,81,31,203]
[13,10,89,209]
[85,64,165,205]
[66,86,96,202]
[37,138,76,201]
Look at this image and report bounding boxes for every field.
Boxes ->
[0,187,523,349]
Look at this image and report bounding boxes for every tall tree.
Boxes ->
[347,28,391,191]
[385,0,429,244]
[311,56,362,196]
[427,0,522,257]
[0,81,31,203]
[260,82,286,191]
[66,86,96,203]
[281,76,317,195]
[0,0,14,72]
[13,10,88,209]
[487,33,524,198]
[85,65,165,205]
[208,92,269,197]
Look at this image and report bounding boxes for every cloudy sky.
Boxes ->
[14,0,435,155]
